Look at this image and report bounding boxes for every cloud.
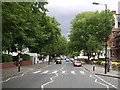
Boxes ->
[46,0,120,39]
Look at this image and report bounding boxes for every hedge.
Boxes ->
[2,54,13,63]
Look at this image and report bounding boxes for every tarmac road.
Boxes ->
[2,60,119,90]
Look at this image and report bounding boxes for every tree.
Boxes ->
[69,11,114,58]
[2,2,62,55]
[42,35,68,56]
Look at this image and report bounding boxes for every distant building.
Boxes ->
[107,1,120,60]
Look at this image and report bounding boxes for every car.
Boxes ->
[70,58,74,62]
[56,57,62,64]
[73,60,82,66]
[66,58,70,62]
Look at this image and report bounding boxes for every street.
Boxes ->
[2,60,119,90]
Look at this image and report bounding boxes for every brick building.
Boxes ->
[107,2,120,60]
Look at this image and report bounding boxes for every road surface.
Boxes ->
[2,60,119,90]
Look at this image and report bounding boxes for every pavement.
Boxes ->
[1,61,55,82]
[82,64,120,78]
[1,61,120,83]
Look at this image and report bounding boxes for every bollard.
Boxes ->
[93,65,95,71]
[18,56,21,72]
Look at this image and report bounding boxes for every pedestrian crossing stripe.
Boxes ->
[62,71,65,74]
[33,70,86,75]
[33,71,41,74]
[51,71,57,74]
[41,71,49,74]
[80,71,85,75]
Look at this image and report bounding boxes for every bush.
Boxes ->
[20,54,30,61]
[112,62,120,67]
[2,54,13,63]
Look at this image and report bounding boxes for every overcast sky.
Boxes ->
[46,0,120,40]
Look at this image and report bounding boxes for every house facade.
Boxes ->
[107,1,120,60]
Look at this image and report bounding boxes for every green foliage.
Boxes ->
[42,36,68,56]
[2,54,13,62]
[69,10,114,57]
[20,54,30,61]
[2,2,62,54]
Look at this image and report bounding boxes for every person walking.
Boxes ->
[108,59,112,72]
[105,58,109,74]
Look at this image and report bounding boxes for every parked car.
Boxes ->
[56,57,62,64]
[73,60,82,66]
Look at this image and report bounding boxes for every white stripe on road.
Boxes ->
[41,71,49,74]
[52,71,58,74]
[33,71,41,74]
[41,73,59,90]
[71,71,75,75]
[62,71,65,74]
[80,71,85,75]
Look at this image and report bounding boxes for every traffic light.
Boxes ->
[18,50,21,55]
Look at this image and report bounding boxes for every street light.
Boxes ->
[92,2,108,74]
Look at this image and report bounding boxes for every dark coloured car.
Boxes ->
[73,60,82,66]
[56,57,62,64]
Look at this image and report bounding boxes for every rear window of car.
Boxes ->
[74,60,80,62]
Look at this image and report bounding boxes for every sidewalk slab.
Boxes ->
[1,61,55,81]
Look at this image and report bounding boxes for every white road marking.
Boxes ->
[1,74,24,83]
[90,74,109,89]
[71,71,75,75]
[52,71,57,74]
[33,71,41,74]
[41,71,49,74]
[80,71,85,75]
[41,73,59,90]
[94,75,118,89]
[62,71,65,74]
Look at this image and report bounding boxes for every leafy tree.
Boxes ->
[2,2,62,55]
[69,10,114,59]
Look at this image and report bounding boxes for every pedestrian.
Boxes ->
[105,58,109,73]
[108,59,112,72]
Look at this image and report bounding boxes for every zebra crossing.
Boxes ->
[32,70,86,75]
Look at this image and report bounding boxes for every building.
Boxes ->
[107,1,120,60]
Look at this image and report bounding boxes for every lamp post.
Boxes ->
[92,2,108,74]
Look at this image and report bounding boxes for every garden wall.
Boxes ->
[0,60,32,69]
